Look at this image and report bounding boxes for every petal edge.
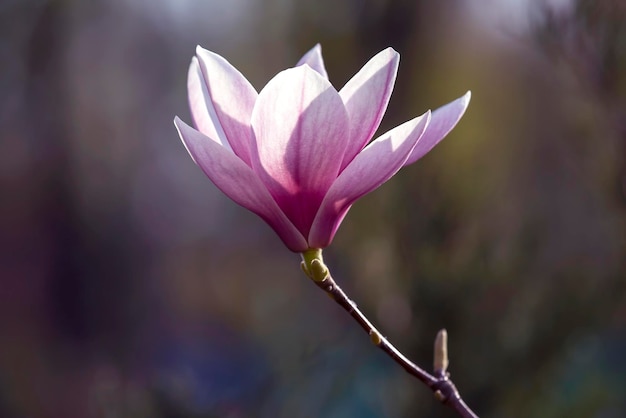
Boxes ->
[175,117,308,251]
[309,111,431,248]
[339,47,400,170]
[296,44,328,79]
[195,46,258,166]
[404,91,471,166]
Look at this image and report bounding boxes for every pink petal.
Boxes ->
[251,65,349,238]
[339,47,399,170]
[195,46,258,166]
[174,117,308,252]
[188,57,231,150]
[404,91,471,166]
[295,44,328,79]
[308,111,431,248]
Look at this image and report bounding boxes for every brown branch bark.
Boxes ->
[301,251,479,418]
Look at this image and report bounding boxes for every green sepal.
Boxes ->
[300,249,328,282]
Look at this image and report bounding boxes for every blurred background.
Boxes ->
[1,0,626,417]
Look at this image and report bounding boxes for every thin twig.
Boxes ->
[301,252,479,418]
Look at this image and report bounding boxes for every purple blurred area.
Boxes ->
[1,0,626,417]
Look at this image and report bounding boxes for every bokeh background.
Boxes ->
[2,0,626,417]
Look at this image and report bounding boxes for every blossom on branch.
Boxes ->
[175,44,470,252]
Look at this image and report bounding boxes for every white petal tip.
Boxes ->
[382,47,400,59]
[458,91,472,114]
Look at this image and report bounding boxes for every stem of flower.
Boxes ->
[300,250,479,418]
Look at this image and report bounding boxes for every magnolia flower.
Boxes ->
[175,45,470,252]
